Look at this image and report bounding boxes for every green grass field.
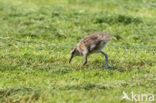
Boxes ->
[0,0,156,102]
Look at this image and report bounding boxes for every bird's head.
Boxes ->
[69,47,80,63]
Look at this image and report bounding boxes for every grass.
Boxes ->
[0,0,156,102]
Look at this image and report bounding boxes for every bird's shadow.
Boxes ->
[82,64,124,72]
[108,66,121,70]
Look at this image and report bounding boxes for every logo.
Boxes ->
[122,91,155,102]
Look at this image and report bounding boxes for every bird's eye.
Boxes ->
[72,52,74,54]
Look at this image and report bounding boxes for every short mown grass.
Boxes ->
[0,0,156,103]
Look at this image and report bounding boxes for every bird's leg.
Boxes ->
[100,51,109,69]
[82,56,87,66]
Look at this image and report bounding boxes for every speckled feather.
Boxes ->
[77,33,112,56]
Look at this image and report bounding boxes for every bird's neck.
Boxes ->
[76,48,83,56]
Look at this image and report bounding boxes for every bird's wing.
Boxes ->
[80,34,102,51]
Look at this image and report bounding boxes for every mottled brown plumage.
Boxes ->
[69,33,112,69]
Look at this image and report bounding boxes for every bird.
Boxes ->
[69,32,112,69]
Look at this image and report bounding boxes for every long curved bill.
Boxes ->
[69,55,73,63]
